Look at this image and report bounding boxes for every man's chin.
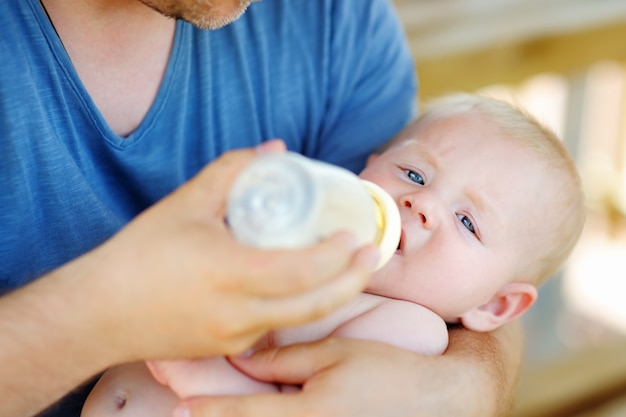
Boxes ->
[190,5,249,30]
[138,0,251,31]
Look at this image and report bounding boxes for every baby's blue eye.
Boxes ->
[406,170,424,185]
[458,214,476,234]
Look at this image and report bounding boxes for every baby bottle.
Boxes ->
[226,151,401,270]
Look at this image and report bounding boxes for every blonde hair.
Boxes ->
[388,93,586,285]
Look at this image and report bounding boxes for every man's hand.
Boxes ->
[175,324,521,417]
[87,142,380,361]
[0,142,380,417]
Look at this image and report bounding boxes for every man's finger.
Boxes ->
[229,233,376,298]
[228,338,348,385]
[193,140,287,214]
[191,149,259,213]
[240,245,379,330]
[227,231,354,293]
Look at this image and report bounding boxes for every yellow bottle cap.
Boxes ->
[361,180,401,270]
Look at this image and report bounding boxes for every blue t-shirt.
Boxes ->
[1,0,416,294]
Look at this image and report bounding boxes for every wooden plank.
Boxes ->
[574,394,626,417]
[511,338,626,417]
[395,0,626,60]
[412,20,626,100]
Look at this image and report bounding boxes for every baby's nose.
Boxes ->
[403,200,427,223]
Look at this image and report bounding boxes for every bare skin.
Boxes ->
[40,0,176,136]
[81,362,178,417]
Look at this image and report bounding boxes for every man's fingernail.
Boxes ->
[255,139,285,154]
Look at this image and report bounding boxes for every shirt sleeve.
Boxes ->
[315,0,418,173]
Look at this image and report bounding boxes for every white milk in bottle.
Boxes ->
[226,152,401,270]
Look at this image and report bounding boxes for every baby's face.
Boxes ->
[360,113,550,321]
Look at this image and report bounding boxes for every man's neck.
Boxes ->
[40,0,177,137]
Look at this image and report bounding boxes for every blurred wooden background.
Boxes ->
[391,1,626,416]
[393,0,626,100]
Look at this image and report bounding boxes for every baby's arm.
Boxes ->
[331,298,449,356]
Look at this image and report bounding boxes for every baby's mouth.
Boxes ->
[395,230,405,254]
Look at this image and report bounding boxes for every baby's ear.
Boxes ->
[459,282,537,332]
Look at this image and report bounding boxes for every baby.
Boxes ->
[81,93,586,416]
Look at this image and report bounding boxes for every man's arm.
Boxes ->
[0,259,121,417]
[444,321,523,416]
[181,321,523,417]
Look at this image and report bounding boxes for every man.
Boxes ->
[0,0,521,416]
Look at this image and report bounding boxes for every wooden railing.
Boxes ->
[511,338,626,417]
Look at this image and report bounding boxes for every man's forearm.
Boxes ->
[0,259,117,416]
